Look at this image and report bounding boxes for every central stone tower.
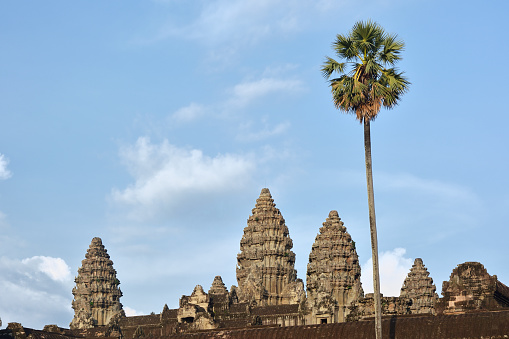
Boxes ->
[236,188,302,306]
[70,237,125,329]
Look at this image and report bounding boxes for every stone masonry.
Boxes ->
[400,258,438,314]
[306,210,363,323]
[16,188,507,338]
[236,188,304,306]
[70,237,124,329]
[437,261,509,314]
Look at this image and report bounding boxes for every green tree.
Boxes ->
[321,21,409,338]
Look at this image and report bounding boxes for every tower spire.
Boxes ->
[236,188,302,305]
[306,210,363,323]
[70,237,124,329]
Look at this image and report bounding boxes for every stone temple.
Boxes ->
[70,237,124,330]
[236,188,304,306]
[306,210,363,323]
[2,188,509,339]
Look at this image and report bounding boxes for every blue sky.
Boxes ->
[1,0,508,329]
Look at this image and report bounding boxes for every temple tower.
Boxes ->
[400,258,438,315]
[209,276,228,295]
[306,210,363,323]
[70,237,124,329]
[208,276,230,315]
[436,262,509,314]
[236,188,301,306]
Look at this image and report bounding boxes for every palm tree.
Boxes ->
[321,21,409,338]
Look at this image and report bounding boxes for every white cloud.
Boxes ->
[147,0,357,48]
[237,121,290,142]
[152,0,301,46]
[227,78,304,110]
[124,306,144,317]
[165,76,300,144]
[0,153,12,180]
[21,256,72,282]
[111,137,256,219]
[168,77,304,125]
[0,256,73,329]
[361,248,412,297]
[170,103,206,123]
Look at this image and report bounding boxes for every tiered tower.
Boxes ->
[437,262,509,314]
[208,276,230,315]
[70,237,124,329]
[306,210,363,323]
[208,276,228,295]
[400,258,438,314]
[236,188,301,306]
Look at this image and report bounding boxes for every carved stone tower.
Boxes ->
[400,258,438,315]
[306,210,363,323]
[436,262,509,314]
[209,276,228,295]
[70,237,124,329]
[236,188,302,306]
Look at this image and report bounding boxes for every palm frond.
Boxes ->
[321,57,346,79]
[322,20,409,122]
[333,34,357,61]
[380,34,404,66]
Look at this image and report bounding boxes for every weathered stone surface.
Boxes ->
[70,237,124,329]
[347,293,411,321]
[437,261,509,314]
[400,258,438,315]
[7,311,509,339]
[236,188,302,306]
[6,323,26,339]
[208,276,228,295]
[207,276,231,316]
[177,285,217,332]
[306,210,363,323]
[9,188,509,338]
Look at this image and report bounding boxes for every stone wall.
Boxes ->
[5,310,509,339]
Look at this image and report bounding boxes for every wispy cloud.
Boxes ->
[111,137,256,220]
[333,170,482,242]
[377,172,479,204]
[170,103,207,123]
[361,248,413,297]
[146,0,357,49]
[226,78,304,110]
[150,0,303,46]
[237,120,290,142]
[168,76,302,143]
[0,153,12,180]
[0,256,73,329]
[169,77,304,124]
[374,172,482,241]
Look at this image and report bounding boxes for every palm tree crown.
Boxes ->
[321,20,410,122]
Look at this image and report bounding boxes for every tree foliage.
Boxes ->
[321,20,410,122]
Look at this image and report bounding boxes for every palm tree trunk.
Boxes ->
[364,118,382,339]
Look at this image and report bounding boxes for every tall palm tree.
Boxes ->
[321,21,409,338]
